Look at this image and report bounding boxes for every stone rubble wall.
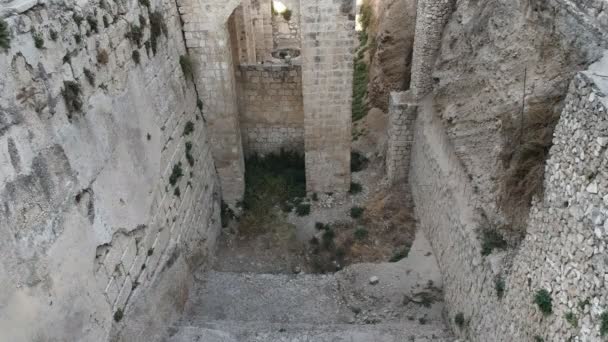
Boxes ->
[0,0,221,341]
[558,0,608,33]
[386,91,417,183]
[250,0,274,62]
[410,53,608,341]
[300,0,355,193]
[409,0,454,100]
[271,0,301,51]
[237,64,304,156]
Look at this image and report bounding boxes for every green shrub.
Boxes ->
[220,201,235,227]
[389,245,410,262]
[113,309,124,322]
[125,24,143,46]
[351,151,369,172]
[311,192,318,201]
[296,203,311,216]
[149,11,167,55]
[32,30,44,49]
[495,276,505,299]
[480,229,507,256]
[185,141,194,166]
[354,227,368,240]
[533,336,544,342]
[352,57,368,122]
[197,99,203,111]
[564,311,578,328]
[601,311,608,336]
[49,29,58,41]
[74,34,82,44]
[183,121,194,136]
[534,289,552,315]
[180,55,195,81]
[282,9,292,21]
[132,50,140,64]
[315,222,328,231]
[86,15,99,33]
[61,81,83,117]
[322,229,335,249]
[139,0,150,8]
[174,186,180,197]
[349,182,363,195]
[359,0,373,31]
[0,18,11,51]
[350,206,364,219]
[83,68,95,86]
[169,162,183,186]
[454,312,465,328]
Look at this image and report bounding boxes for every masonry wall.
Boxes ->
[0,0,221,341]
[386,91,417,183]
[410,53,608,341]
[237,64,304,155]
[300,0,356,193]
[271,0,301,50]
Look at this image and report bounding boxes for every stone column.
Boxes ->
[386,91,418,183]
[178,0,246,205]
[410,0,454,100]
[300,0,356,194]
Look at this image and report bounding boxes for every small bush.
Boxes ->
[125,24,143,46]
[564,311,578,328]
[534,289,552,315]
[296,203,311,216]
[349,182,362,195]
[495,276,505,299]
[73,13,84,26]
[480,229,507,256]
[103,16,110,28]
[139,0,150,8]
[97,49,109,65]
[61,81,83,117]
[578,298,590,310]
[86,15,98,33]
[351,151,369,172]
[354,227,368,240]
[454,312,465,328]
[389,245,410,262]
[180,55,195,81]
[350,206,364,219]
[311,192,318,201]
[132,50,140,64]
[169,162,183,186]
[149,11,168,55]
[174,186,181,197]
[197,99,203,111]
[49,29,58,41]
[183,121,194,136]
[282,9,292,21]
[185,141,194,166]
[322,229,335,249]
[0,18,11,51]
[83,68,95,86]
[113,309,124,322]
[533,336,544,342]
[221,201,235,228]
[315,222,328,231]
[601,311,608,336]
[74,34,82,44]
[359,0,373,31]
[32,30,44,49]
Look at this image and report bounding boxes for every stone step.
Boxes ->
[184,271,353,324]
[167,320,454,342]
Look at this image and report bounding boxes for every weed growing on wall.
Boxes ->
[296,203,310,216]
[83,68,95,86]
[113,309,124,322]
[601,311,608,336]
[282,9,292,21]
[454,312,465,328]
[132,50,141,64]
[389,244,411,262]
[180,55,195,81]
[359,0,373,31]
[149,11,168,55]
[351,151,369,172]
[61,81,83,117]
[0,19,10,51]
[126,24,143,46]
[354,227,368,240]
[564,312,578,328]
[350,206,364,219]
[183,121,194,136]
[352,42,369,122]
[73,13,84,26]
[185,142,194,166]
[32,30,44,49]
[495,276,505,299]
[169,162,183,186]
[86,15,99,34]
[534,289,552,315]
[49,29,58,41]
[533,336,544,342]
[349,182,363,195]
[480,229,507,256]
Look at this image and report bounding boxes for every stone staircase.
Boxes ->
[167,234,454,342]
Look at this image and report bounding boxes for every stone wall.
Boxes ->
[0,0,221,341]
[410,53,608,341]
[271,0,301,50]
[386,91,417,183]
[237,64,304,155]
[300,0,356,193]
[409,0,454,100]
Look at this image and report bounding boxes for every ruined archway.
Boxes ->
[177,0,357,204]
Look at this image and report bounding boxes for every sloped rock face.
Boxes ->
[367,0,417,112]
[0,1,221,341]
[430,0,607,236]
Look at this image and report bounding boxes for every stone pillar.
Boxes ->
[178,0,246,205]
[386,91,418,183]
[410,0,454,100]
[300,0,356,194]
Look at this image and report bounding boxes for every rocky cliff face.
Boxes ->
[430,0,607,237]
[366,0,417,112]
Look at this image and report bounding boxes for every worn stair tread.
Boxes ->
[185,271,353,324]
[167,320,454,342]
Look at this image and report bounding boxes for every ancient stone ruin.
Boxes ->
[1,0,607,341]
